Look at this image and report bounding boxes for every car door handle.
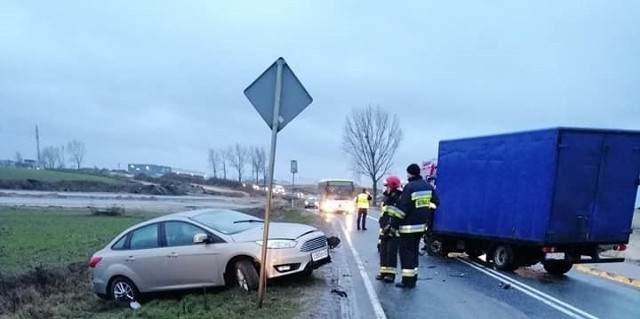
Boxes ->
[166,252,178,258]
[126,256,135,262]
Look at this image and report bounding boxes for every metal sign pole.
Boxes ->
[257,58,284,308]
[290,171,295,208]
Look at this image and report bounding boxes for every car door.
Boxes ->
[122,223,171,292]
[162,221,224,288]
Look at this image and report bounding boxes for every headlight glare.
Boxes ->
[255,239,297,249]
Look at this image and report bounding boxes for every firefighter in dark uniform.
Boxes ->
[395,163,439,289]
[421,175,437,251]
[375,175,403,283]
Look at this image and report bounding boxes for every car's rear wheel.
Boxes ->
[109,276,140,302]
[235,260,259,292]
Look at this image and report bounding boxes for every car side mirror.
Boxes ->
[193,233,209,244]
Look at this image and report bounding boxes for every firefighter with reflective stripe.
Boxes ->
[421,175,438,251]
[355,189,372,230]
[375,175,403,283]
[395,163,439,289]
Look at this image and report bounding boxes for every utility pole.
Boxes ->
[35,125,41,168]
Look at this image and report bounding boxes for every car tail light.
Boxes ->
[542,247,557,253]
[613,244,627,251]
[89,256,103,268]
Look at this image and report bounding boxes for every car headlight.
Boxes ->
[305,200,309,205]
[314,201,319,206]
[256,239,297,249]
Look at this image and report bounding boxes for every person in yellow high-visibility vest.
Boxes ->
[355,189,372,231]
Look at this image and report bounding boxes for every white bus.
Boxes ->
[317,179,356,214]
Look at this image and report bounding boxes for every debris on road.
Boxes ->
[449,273,466,278]
[330,289,348,298]
[499,282,512,290]
[327,236,341,249]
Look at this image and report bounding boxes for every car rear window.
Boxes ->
[191,210,262,235]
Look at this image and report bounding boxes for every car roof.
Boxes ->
[148,208,243,222]
[127,208,248,231]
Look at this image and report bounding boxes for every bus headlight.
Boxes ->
[321,200,336,212]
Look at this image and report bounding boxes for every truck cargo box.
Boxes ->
[435,128,640,245]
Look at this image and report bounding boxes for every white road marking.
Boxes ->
[458,258,601,319]
[307,208,386,318]
[339,222,388,319]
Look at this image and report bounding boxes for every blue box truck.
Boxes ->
[426,128,640,275]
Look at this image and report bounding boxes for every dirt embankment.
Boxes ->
[0,173,258,197]
[0,178,203,196]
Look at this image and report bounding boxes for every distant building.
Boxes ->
[22,159,38,169]
[0,160,16,168]
[172,168,207,179]
[128,164,172,177]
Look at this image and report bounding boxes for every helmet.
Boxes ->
[384,175,402,190]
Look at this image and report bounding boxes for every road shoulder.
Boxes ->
[575,262,640,289]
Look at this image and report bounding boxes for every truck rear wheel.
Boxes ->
[493,245,517,271]
[542,262,573,276]
[425,236,449,257]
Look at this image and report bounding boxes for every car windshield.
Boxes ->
[190,210,263,235]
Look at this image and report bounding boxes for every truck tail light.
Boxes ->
[613,244,627,252]
[542,246,557,253]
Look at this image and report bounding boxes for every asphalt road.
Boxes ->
[328,209,640,319]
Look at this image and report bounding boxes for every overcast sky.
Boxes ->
[1,1,639,185]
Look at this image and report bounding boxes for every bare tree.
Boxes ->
[249,147,259,185]
[57,144,66,169]
[67,140,87,169]
[41,146,62,169]
[228,144,248,182]
[257,147,266,186]
[249,146,267,185]
[207,148,219,178]
[342,105,403,205]
[220,148,229,180]
[14,152,23,164]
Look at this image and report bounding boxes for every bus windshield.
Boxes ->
[319,180,355,200]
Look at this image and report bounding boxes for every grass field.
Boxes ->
[0,207,324,319]
[0,208,153,274]
[0,168,122,184]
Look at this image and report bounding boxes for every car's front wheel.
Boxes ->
[235,260,259,292]
[109,276,140,302]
